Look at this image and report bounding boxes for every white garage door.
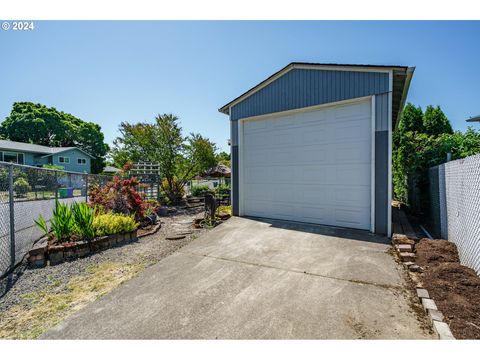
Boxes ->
[241,99,372,230]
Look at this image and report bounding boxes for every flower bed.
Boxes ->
[27,176,165,268]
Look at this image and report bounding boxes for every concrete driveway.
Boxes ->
[42,217,433,339]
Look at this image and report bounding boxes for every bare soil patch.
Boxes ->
[416,239,480,339]
[415,239,460,268]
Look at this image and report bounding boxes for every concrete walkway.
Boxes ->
[42,217,434,339]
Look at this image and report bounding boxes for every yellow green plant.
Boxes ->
[93,213,138,236]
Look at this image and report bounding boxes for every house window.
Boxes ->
[59,156,70,164]
[1,151,25,164]
[77,158,87,165]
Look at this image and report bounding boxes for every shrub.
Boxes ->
[88,176,146,221]
[93,213,139,236]
[161,178,185,203]
[72,202,95,240]
[50,201,75,242]
[215,184,230,197]
[13,178,31,197]
[217,205,232,216]
[190,185,210,197]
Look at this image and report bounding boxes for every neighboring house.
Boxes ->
[0,139,94,173]
[219,62,415,236]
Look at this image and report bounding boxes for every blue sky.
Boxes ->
[1,21,479,153]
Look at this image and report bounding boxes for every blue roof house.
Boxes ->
[0,140,94,173]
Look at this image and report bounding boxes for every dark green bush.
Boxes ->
[13,177,31,197]
[215,184,230,197]
[190,185,210,197]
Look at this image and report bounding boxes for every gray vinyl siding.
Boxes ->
[229,68,391,235]
[375,131,389,234]
[231,145,239,215]
[374,93,390,234]
[375,93,389,131]
[230,69,389,121]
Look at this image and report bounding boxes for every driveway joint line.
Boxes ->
[178,250,403,291]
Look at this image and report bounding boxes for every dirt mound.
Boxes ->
[415,239,459,268]
[423,262,480,339]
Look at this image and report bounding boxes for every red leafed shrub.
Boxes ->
[88,176,146,221]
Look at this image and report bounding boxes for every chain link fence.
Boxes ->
[0,162,113,278]
[425,154,480,274]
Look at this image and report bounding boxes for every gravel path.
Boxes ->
[0,206,206,313]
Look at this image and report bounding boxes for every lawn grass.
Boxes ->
[0,261,146,339]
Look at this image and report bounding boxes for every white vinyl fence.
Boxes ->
[428,154,480,274]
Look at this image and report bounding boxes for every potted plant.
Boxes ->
[144,204,157,225]
[156,205,169,217]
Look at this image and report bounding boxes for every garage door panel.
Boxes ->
[334,186,370,204]
[335,165,370,186]
[272,166,297,183]
[244,150,270,166]
[301,128,330,144]
[298,164,369,186]
[297,185,369,207]
[244,120,268,134]
[335,141,371,163]
[244,166,270,184]
[244,132,271,148]
[334,207,370,227]
[242,99,372,231]
[300,206,330,223]
[243,184,273,202]
[335,101,370,119]
[335,121,370,141]
[301,108,329,124]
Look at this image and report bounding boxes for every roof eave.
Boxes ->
[39,147,96,159]
[394,66,416,130]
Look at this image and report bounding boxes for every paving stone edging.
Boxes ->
[137,221,162,239]
[27,230,139,268]
[392,233,456,340]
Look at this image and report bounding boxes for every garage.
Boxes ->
[219,63,414,235]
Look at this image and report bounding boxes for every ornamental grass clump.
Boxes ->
[71,202,95,240]
[50,201,75,243]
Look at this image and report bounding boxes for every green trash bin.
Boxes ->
[58,188,68,198]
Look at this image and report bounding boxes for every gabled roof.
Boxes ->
[219,62,415,128]
[0,140,95,158]
[103,165,121,173]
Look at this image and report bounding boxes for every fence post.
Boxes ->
[54,170,59,208]
[8,164,15,271]
[85,174,89,202]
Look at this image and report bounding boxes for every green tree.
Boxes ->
[393,100,478,206]
[398,103,424,133]
[0,102,109,173]
[216,151,231,167]
[111,114,218,203]
[423,105,453,135]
